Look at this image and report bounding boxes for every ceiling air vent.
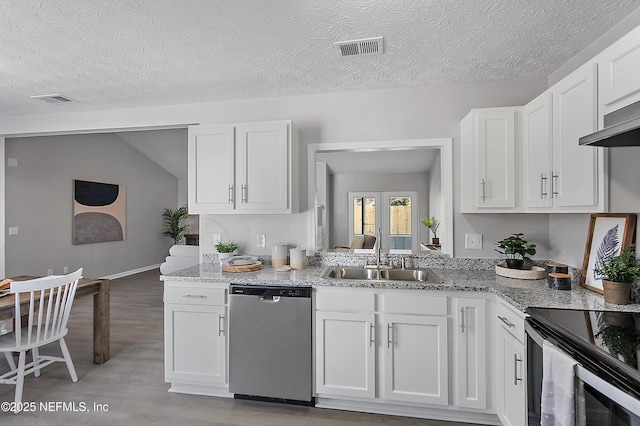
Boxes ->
[30,94,76,104]
[334,37,384,57]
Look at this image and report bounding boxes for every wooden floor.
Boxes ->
[0,269,484,425]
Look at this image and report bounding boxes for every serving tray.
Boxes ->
[221,261,262,273]
[495,264,546,280]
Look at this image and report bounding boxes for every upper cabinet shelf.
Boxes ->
[188,120,300,215]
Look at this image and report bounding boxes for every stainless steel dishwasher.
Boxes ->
[228,285,313,405]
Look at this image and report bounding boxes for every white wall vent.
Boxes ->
[334,37,384,57]
[30,94,76,104]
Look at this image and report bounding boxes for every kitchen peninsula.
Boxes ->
[161,252,640,426]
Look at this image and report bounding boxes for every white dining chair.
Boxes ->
[0,268,83,413]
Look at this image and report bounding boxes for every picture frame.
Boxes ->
[580,213,636,294]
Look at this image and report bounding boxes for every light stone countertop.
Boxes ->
[161,263,640,314]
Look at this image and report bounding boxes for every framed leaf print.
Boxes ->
[581,213,636,293]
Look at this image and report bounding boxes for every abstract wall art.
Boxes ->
[73,179,126,245]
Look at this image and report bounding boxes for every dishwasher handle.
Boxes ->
[259,295,281,302]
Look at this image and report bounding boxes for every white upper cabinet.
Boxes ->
[188,121,299,214]
[597,25,640,115]
[461,108,519,213]
[551,63,603,210]
[523,92,553,208]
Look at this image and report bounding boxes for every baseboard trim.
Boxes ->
[101,264,161,280]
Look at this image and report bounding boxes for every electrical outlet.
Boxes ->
[63,266,69,274]
[213,233,222,245]
[8,226,18,235]
[465,233,483,250]
[257,234,266,248]
[7,158,17,167]
[46,269,53,276]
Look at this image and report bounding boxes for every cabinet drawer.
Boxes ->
[315,291,375,312]
[496,300,525,343]
[383,294,447,316]
[165,285,227,306]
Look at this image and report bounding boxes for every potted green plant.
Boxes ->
[495,233,536,269]
[595,319,640,367]
[593,244,640,305]
[215,240,239,265]
[421,217,441,245]
[162,206,190,244]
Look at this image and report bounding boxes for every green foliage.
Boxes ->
[214,241,239,253]
[596,321,640,362]
[494,233,536,263]
[421,217,440,238]
[594,245,640,283]
[162,206,190,244]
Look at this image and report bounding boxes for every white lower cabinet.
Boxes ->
[314,288,496,424]
[315,311,376,398]
[164,281,231,397]
[382,314,448,405]
[496,301,527,426]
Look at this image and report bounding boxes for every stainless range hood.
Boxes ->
[580,100,640,147]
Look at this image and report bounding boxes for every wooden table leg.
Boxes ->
[93,279,110,364]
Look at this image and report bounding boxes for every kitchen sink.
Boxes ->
[321,266,443,284]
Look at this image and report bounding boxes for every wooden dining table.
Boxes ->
[0,276,110,364]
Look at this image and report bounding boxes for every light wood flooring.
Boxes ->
[0,269,485,425]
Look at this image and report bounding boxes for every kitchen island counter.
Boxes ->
[161,263,640,313]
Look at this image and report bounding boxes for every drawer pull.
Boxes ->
[460,307,466,333]
[498,315,515,328]
[229,185,234,204]
[387,323,393,348]
[219,316,225,336]
[514,354,523,385]
[369,323,375,347]
[182,294,207,299]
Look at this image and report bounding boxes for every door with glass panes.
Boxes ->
[348,191,418,251]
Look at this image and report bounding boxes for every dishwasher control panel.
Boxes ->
[230,285,311,298]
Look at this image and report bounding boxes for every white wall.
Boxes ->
[428,150,442,238]
[4,133,177,278]
[0,79,550,264]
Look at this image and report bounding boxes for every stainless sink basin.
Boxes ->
[321,266,443,284]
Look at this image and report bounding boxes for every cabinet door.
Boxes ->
[454,298,487,410]
[316,311,376,398]
[165,304,227,385]
[523,92,553,208]
[552,63,600,208]
[382,314,448,405]
[497,328,526,426]
[598,25,640,109]
[187,125,235,213]
[476,110,516,208]
[236,122,289,212]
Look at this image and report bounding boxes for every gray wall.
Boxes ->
[549,147,640,267]
[328,172,431,248]
[5,133,177,278]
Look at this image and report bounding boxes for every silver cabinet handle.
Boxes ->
[480,179,487,203]
[514,354,523,385]
[219,315,225,336]
[552,173,559,198]
[228,185,234,204]
[241,184,247,203]
[460,307,466,333]
[498,315,514,328]
[387,323,393,348]
[540,173,548,199]
[182,294,207,299]
[369,323,375,347]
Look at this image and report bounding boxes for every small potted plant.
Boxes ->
[495,233,536,269]
[162,206,190,245]
[421,217,441,245]
[215,240,239,265]
[593,244,640,305]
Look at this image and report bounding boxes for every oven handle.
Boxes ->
[525,321,640,417]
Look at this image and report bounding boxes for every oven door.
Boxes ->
[525,321,640,426]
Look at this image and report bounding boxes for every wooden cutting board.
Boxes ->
[221,261,262,273]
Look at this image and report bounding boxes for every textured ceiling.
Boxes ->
[1,0,639,116]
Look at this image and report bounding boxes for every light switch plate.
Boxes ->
[8,226,18,235]
[213,233,222,245]
[257,234,266,248]
[465,233,483,250]
[7,158,17,167]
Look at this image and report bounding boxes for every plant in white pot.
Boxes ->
[593,244,640,305]
[215,240,239,265]
[495,233,536,270]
